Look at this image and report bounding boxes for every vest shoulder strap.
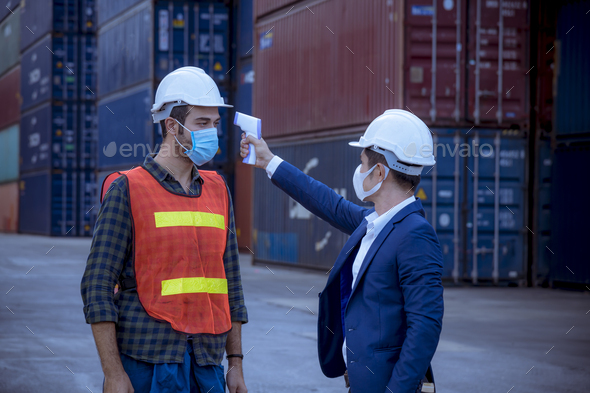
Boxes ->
[100,172,124,203]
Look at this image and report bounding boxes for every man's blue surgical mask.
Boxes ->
[173,119,218,166]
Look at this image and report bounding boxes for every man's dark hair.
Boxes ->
[363,148,421,191]
[160,105,191,139]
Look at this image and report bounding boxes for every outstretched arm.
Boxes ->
[240,134,367,235]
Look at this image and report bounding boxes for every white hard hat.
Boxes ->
[349,109,436,176]
[151,66,232,123]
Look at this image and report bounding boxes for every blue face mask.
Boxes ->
[173,119,218,166]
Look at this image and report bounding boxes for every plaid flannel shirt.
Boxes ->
[81,155,248,365]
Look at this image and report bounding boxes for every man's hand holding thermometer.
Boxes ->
[235,112,275,169]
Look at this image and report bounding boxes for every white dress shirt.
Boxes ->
[265,156,416,366]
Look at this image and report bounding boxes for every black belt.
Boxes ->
[119,277,137,291]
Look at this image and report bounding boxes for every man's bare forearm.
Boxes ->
[226,322,244,369]
[91,322,125,377]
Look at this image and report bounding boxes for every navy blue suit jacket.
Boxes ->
[271,161,444,393]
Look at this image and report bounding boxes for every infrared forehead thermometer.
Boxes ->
[234,112,261,165]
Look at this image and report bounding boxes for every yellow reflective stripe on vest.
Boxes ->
[161,277,228,296]
[154,211,225,229]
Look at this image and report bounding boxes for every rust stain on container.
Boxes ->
[254,0,404,139]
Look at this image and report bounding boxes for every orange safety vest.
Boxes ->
[101,166,232,335]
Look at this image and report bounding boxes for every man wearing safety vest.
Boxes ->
[81,67,248,393]
[240,110,444,393]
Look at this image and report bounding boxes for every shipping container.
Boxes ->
[20,0,95,51]
[534,136,552,286]
[20,102,79,173]
[254,0,295,19]
[234,161,253,251]
[252,128,529,284]
[97,85,155,171]
[97,0,146,27]
[78,169,97,236]
[0,0,19,24]
[548,142,590,286]
[79,101,97,169]
[404,0,529,128]
[19,170,77,236]
[0,124,20,183]
[79,34,97,100]
[0,181,19,232]
[98,1,230,99]
[554,0,590,136]
[0,7,20,78]
[253,0,404,139]
[237,0,254,59]
[20,33,94,111]
[0,66,21,130]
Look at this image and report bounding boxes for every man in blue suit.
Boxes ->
[240,110,444,393]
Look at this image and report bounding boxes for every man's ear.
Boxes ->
[165,117,178,136]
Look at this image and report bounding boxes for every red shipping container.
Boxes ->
[467,0,529,127]
[0,66,21,130]
[234,161,253,251]
[404,0,467,125]
[253,0,404,139]
[404,0,529,129]
[255,0,297,18]
[0,181,19,233]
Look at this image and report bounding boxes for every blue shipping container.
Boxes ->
[535,138,552,284]
[97,86,154,170]
[79,101,97,169]
[0,7,20,78]
[0,0,18,24]
[78,170,97,236]
[97,0,146,27]
[80,35,97,100]
[555,0,590,136]
[20,102,79,173]
[20,0,93,51]
[253,129,529,284]
[20,34,84,111]
[236,0,254,59]
[19,170,77,236]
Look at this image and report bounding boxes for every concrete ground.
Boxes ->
[0,233,588,393]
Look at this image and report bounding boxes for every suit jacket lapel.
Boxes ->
[326,219,368,286]
[348,200,426,298]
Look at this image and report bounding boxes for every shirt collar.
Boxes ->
[143,154,202,185]
[365,196,416,234]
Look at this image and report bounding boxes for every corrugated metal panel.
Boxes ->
[0,66,21,130]
[20,102,79,173]
[237,0,254,58]
[253,128,528,283]
[404,0,467,124]
[467,0,529,127]
[0,0,19,24]
[19,0,53,51]
[534,137,552,285]
[80,34,98,100]
[254,0,296,19]
[97,86,154,170]
[0,181,19,232]
[0,124,20,183]
[79,101,97,169]
[20,34,81,111]
[0,8,20,78]
[97,0,147,27]
[253,0,404,139]
[19,170,78,236]
[554,0,590,135]
[549,142,590,285]
[97,3,152,97]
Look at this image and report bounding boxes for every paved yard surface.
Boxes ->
[0,233,588,392]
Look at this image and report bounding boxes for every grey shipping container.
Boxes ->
[0,124,20,184]
[253,129,529,284]
[0,0,19,24]
[0,7,20,78]
[97,0,147,27]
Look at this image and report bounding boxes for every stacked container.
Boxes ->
[0,5,22,233]
[96,0,233,193]
[248,0,533,285]
[18,0,97,236]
